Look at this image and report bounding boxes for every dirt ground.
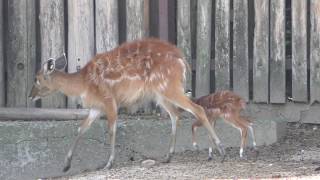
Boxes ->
[54,123,320,180]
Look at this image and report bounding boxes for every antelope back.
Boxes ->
[83,38,188,106]
[194,90,245,114]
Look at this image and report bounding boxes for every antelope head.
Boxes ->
[29,54,67,101]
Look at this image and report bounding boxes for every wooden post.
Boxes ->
[95,0,119,53]
[310,0,320,103]
[253,0,269,103]
[177,0,192,92]
[215,0,230,91]
[291,0,307,102]
[39,0,66,108]
[196,0,212,97]
[158,0,169,40]
[0,108,89,120]
[126,0,150,113]
[233,0,249,101]
[6,0,36,107]
[126,0,144,41]
[270,0,285,103]
[0,0,4,107]
[67,0,95,108]
[144,0,150,36]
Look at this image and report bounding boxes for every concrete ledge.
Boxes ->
[0,116,286,180]
[244,103,320,124]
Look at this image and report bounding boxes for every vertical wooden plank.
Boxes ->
[190,0,197,70]
[270,0,285,103]
[167,0,176,43]
[291,0,307,102]
[0,0,4,106]
[118,0,127,43]
[310,0,320,103]
[148,0,159,38]
[158,0,169,40]
[126,0,148,113]
[215,0,230,91]
[195,0,212,97]
[68,0,94,108]
[26,0,36,108]
[126,0,144,41]
[6,0,36,107]
[233,0,249,101]
[177,0,192,91]
[95,0,119,53]
[253,0,269,103]
[39,0,66,108]
[144,0,150,36]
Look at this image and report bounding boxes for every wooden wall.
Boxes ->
[0,0,4,107]
[0,0,319,109]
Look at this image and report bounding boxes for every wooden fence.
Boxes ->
[0,0,320,110]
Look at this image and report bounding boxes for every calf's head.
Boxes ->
[29,54,67,101]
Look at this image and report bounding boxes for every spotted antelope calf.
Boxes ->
[29,38,225,172]
[191,90,258,160]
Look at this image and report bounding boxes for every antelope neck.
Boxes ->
[53,71,86,97]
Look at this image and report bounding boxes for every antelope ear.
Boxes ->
[43,58,55,75]
[54,53,67,71]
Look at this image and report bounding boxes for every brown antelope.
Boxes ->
[29,38,225,172]
[191,90,258,160]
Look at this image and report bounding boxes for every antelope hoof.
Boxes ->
[220,154,226,163]
[105,161,113,170]
[193,143,200,151]
[253,149,259,161]
[207,156,213,161]
[240,155,248,161]
[163,153,172,163]
[63,164,71,172]
[315,167,320,171]
[63,157,72,172]
[217,143,226,157]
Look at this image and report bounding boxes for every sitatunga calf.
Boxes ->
[191,90,258,160]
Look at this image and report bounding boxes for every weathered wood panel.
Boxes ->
[270,0,286,103]
[177,0,192,91]
[195,0,212,97]
[39,0,66,108]
[0,0,4,107]
[95,0,119,53]
[126,0,144,41]
[158,0,169,40]
[310,0,320,103]
[67,0,95,108]
[0,108,89,120]
[253,0,269,103]
[215,0,230,91]
[6,0,36,107]
[291,0,307,102]
[167,1,176,43]
[126,0,150,113]
[144,0,150,36]
[190,0,197,70]
[233,0,249,101]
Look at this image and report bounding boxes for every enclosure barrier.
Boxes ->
[0,108,89,120]
[0,0,320,112]
[0,1,317,179]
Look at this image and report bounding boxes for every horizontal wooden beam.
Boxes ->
[0,108,89,120]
